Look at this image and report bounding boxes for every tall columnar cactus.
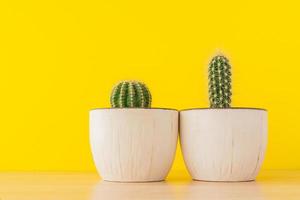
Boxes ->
[208,55,232,108]
[110,80,152,108]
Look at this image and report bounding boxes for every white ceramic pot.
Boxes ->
[90,108,178,182]
[180,108,268,182]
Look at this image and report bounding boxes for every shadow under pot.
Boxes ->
[90,108,178,182]
[180,108,268,182]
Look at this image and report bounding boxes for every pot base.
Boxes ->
[102,179,165,183]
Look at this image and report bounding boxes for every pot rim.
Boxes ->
[90,107,178,111]
[180,107,267,112]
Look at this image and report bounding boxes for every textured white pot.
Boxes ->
[180,108,268,182]
[90,108,178,182]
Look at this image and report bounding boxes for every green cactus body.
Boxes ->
[208,55,232,108]
[110,81,152,108]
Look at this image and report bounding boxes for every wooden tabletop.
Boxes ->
[0,170,299,200]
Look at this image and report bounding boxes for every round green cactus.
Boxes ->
[208,55,232,108]
[110,81,152,108]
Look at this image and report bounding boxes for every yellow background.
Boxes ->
[0,0,299,174]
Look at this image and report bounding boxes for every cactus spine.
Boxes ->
[110,81,152,108]
[208,55,232,108]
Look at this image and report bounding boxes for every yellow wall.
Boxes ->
[0,0,299,172]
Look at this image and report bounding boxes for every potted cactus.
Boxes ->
[180,55,268,182]
[90,80,178,182]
